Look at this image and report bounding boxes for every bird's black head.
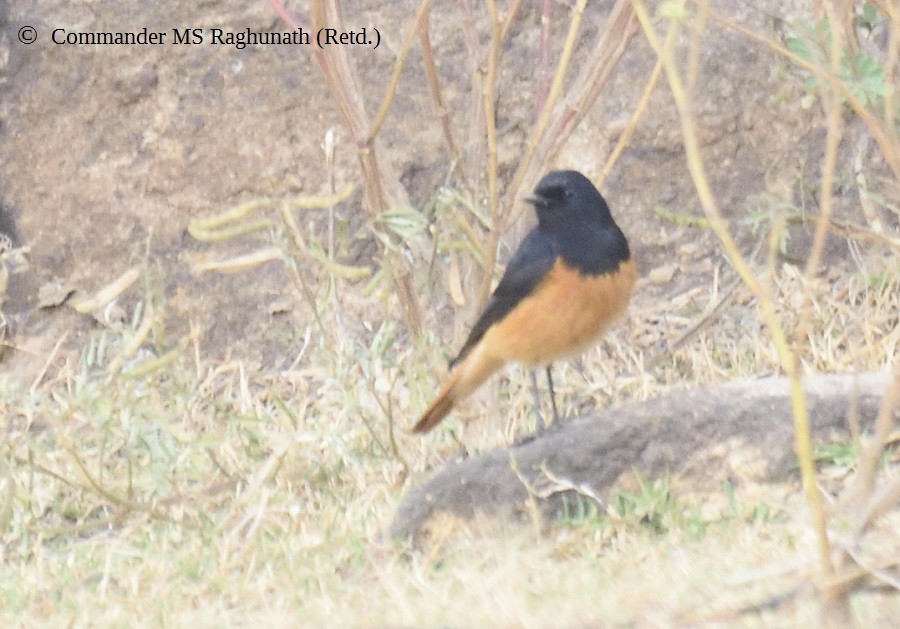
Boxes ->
[525,170,615,231]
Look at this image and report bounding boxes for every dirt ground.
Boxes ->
[0,0,857,366]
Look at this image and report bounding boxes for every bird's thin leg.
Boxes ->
[546,365,560,425]
[529,369,545,432]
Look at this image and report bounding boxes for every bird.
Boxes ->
[411,169,637,434]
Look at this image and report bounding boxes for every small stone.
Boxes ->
[648,264,677,284]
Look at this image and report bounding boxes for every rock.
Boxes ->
[390,373,895,542]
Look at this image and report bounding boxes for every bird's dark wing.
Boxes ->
[450,229,557,367]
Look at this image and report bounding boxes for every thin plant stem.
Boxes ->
[478,0,503,307]
[419,10,458,158]
[369,0,432,141]
[503,0,588,226]
[632,0,836,586]
[599,25,671,186]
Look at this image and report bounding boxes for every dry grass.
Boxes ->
[0,247,896,625]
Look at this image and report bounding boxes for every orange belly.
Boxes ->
[479,257,637,366]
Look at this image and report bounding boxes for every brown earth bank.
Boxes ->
[0,0,862,369]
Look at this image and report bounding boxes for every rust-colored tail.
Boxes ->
[411,370,463,433]
[411,348,504,434]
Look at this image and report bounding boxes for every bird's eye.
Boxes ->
[546,185,566,200]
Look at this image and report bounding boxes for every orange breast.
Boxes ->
[479,257,637,366]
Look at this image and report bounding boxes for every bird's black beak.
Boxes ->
[525,193,545,207]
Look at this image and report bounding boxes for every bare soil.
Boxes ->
[0,0,857,367]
